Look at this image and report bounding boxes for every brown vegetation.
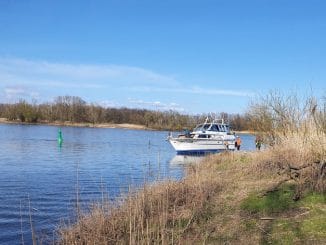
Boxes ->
[248,92,325,194]
[58,92,325,244]
[58,149,324,244]
[59,165,222,244]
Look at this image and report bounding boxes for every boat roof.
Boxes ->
[193,118,230,133]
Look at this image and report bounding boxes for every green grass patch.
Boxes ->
[300,192,326,207]
[301,216,326,238]
[299,192,326,240]
[268,192,326,244]
[241,184,296,215]
[269,220,302,245]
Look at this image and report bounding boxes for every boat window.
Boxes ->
[218,125,227,132]
[203,124,210,130]
[184,129,191,137]
[194,124,203,131]
[195,122,230,133]
[209,125,219,131]
[195,124,210,131]
[198,134,207,138]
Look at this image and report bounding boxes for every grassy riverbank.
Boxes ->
[59,148,325,244]
[59,93,325,244]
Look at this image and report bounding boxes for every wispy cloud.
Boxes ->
[0,57,182,104]
[0,57,178,88]
[0,57,254,112]
[185,87,255,97]
[98,100,120,108]
[128,98,185,111]
[128,86,254,97]
[0,57,253,97]
[3,85,39,101]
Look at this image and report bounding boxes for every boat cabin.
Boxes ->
[194,123,230,133]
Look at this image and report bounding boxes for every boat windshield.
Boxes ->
[208,124,219,132]
[194,122,230,133]
[217,124,230,132]
[194,124,210,131]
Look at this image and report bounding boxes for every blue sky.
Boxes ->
[0,0,325,114]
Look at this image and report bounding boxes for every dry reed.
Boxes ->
[59,163,222,244]
[59,92,325,244]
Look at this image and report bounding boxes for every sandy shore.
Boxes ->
[234,130,256,134]
[0,118,255,133]
[0,118,151,130]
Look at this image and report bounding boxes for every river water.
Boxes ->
[0,124,255,244]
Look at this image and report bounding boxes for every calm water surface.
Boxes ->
[0,124,255,244]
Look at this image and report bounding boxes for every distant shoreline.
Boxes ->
[0,118,255,134]
[0,118,153,131]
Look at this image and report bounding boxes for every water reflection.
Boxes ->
[170,154,205,165]
[169,133,256,165]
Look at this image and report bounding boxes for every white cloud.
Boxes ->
[98,100,120,108]
[187,86,255,97]
[0,57,178,88]
[128,98,185,111]
[3,85,39,101]
[0,57,253,97]
[0,57,254,113]
[128,86,254,97]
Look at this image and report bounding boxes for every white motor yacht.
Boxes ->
[168,117,236,154]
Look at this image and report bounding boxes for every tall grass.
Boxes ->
[59,161,222,244]
[248,91,325,194]
[59,91,325,244]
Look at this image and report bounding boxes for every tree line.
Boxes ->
[0,96,251,131]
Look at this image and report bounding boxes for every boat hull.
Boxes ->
[168,138,235,154]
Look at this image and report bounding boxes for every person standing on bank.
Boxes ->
[235,136,241,150]
[255,136,262,150]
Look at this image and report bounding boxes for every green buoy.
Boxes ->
[58,128,63,146]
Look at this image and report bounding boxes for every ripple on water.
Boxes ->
[0,125,255,244]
